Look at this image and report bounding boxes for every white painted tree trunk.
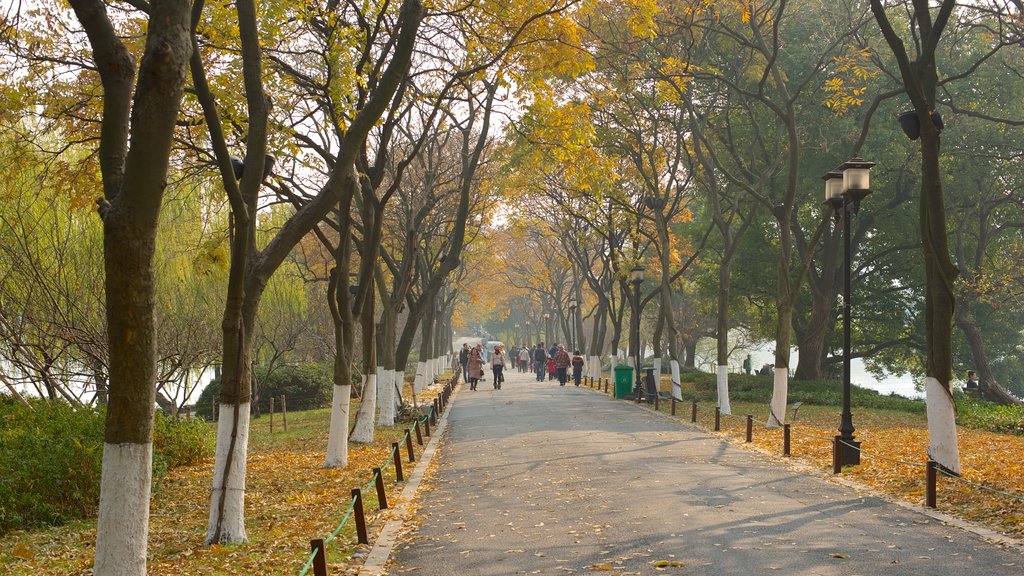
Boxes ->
[93,442,152,576]
[653,357,662,377]
[670,360,681,400]
[925,377,962,474]
[716,365,731,415]
[426,358,435,383]
[377,369,396,427]
[323,384,352,468]
[413,361,427,393]
[351,374,378,443]
[767,368,788,427]
[205,403,250,544]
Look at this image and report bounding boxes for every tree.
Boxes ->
[62,1,193,573]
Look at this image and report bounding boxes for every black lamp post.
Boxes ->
[514,324,520,347]
[824,157,875,468]
[544,313,551,346]
[568,299,577,352]
[630,265,645,402]
[526,320,531,344]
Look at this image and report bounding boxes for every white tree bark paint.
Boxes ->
[670,360,681,400]
[377,368,396,427]
[426,358,435,383]
[351,373,378,443]
[767,367,788,427]
[716,365,731,415]
[206,402,250,544]
[653,357,662,378]
[413,361,427,393]
[925,377,962,474]
[323,384,351,468]
[93,442,151,576]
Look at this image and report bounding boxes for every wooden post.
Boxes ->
[415,420,423,445]
[352,488,368,544]
[783,424,791,456]
[654,390,660,411]
[714,407,721,431]
[604,378,609,394]
[310,538,328,576]
[926,460,937,508]
[745,415,753,442]
[671,398,676,416]
[373,468,388,510]
[269,396,275,434]
[424,415,431,437]
[691,401,697,423]
[392,442,404,482]
[832,437,842,474]
[404,429,416,462]
[280,394,287,431]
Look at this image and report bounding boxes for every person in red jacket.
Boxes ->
[553,345,571,386]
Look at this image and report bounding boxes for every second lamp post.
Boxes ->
[631,265,645,402]
[824,157,875,468]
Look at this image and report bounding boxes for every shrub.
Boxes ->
[196,362,333,419]
[0,396,212,534]
[956,397,1024,435]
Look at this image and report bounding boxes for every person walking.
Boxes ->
[459,343,470,383]
[491,345,507,389]
[571,350,585,386]
[533,343,548,382]
[553,345,571,386]
[467,345,484,391]
[519,346,530,373]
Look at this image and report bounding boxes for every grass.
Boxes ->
[0,377,451,575]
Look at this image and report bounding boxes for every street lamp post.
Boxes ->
[526,320,532,344]
[514,324,520,348]
[568,299,577,352]
[630,266,645,402]
[544,313,551,346]
[824,157,875,468]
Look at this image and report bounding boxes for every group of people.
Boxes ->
[458,341,586,389]
[527,342,585,386]
[458,343,508,391]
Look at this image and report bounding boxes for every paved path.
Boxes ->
[384,369,1022,575]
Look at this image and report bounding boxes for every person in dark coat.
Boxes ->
[533,343,547,382]
[571,350,585,386]
[459,343,470,383]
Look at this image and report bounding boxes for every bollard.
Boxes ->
[926,460,937,508]
[310,538,328,576]
[745,415,753,442]
[373,467,388,510]
[431,399,439,425]
[714,407,721,431]
[691,401,697,423]
[783,424,791,456]
[654,391,659,411]
[424,414,431,437]
[832,437,842,474]
[415,420,423,445]
[671,398,676,416]
[281,394,287,431]
[604,378,609,394]
[352,488,369,544]
[392,443,404,482]
[269,396,275,434]
[404,429,416,463]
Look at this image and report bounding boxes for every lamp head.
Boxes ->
[630,265,645,284]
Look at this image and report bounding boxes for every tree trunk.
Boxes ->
[75,0,192,572]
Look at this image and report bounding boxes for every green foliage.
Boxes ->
[0,396,212,534]
[676,371,926,413]
[195,362,334,418]
[0,396,103,534]
[955,397,1024,435]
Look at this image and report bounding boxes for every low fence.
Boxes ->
[577,374,1024,520]
[297,374,458,576]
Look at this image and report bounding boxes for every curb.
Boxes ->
[358,384,459,575]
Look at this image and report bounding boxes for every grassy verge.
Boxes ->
[0,377,451,575]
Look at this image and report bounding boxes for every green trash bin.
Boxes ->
[613,364,634,398]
